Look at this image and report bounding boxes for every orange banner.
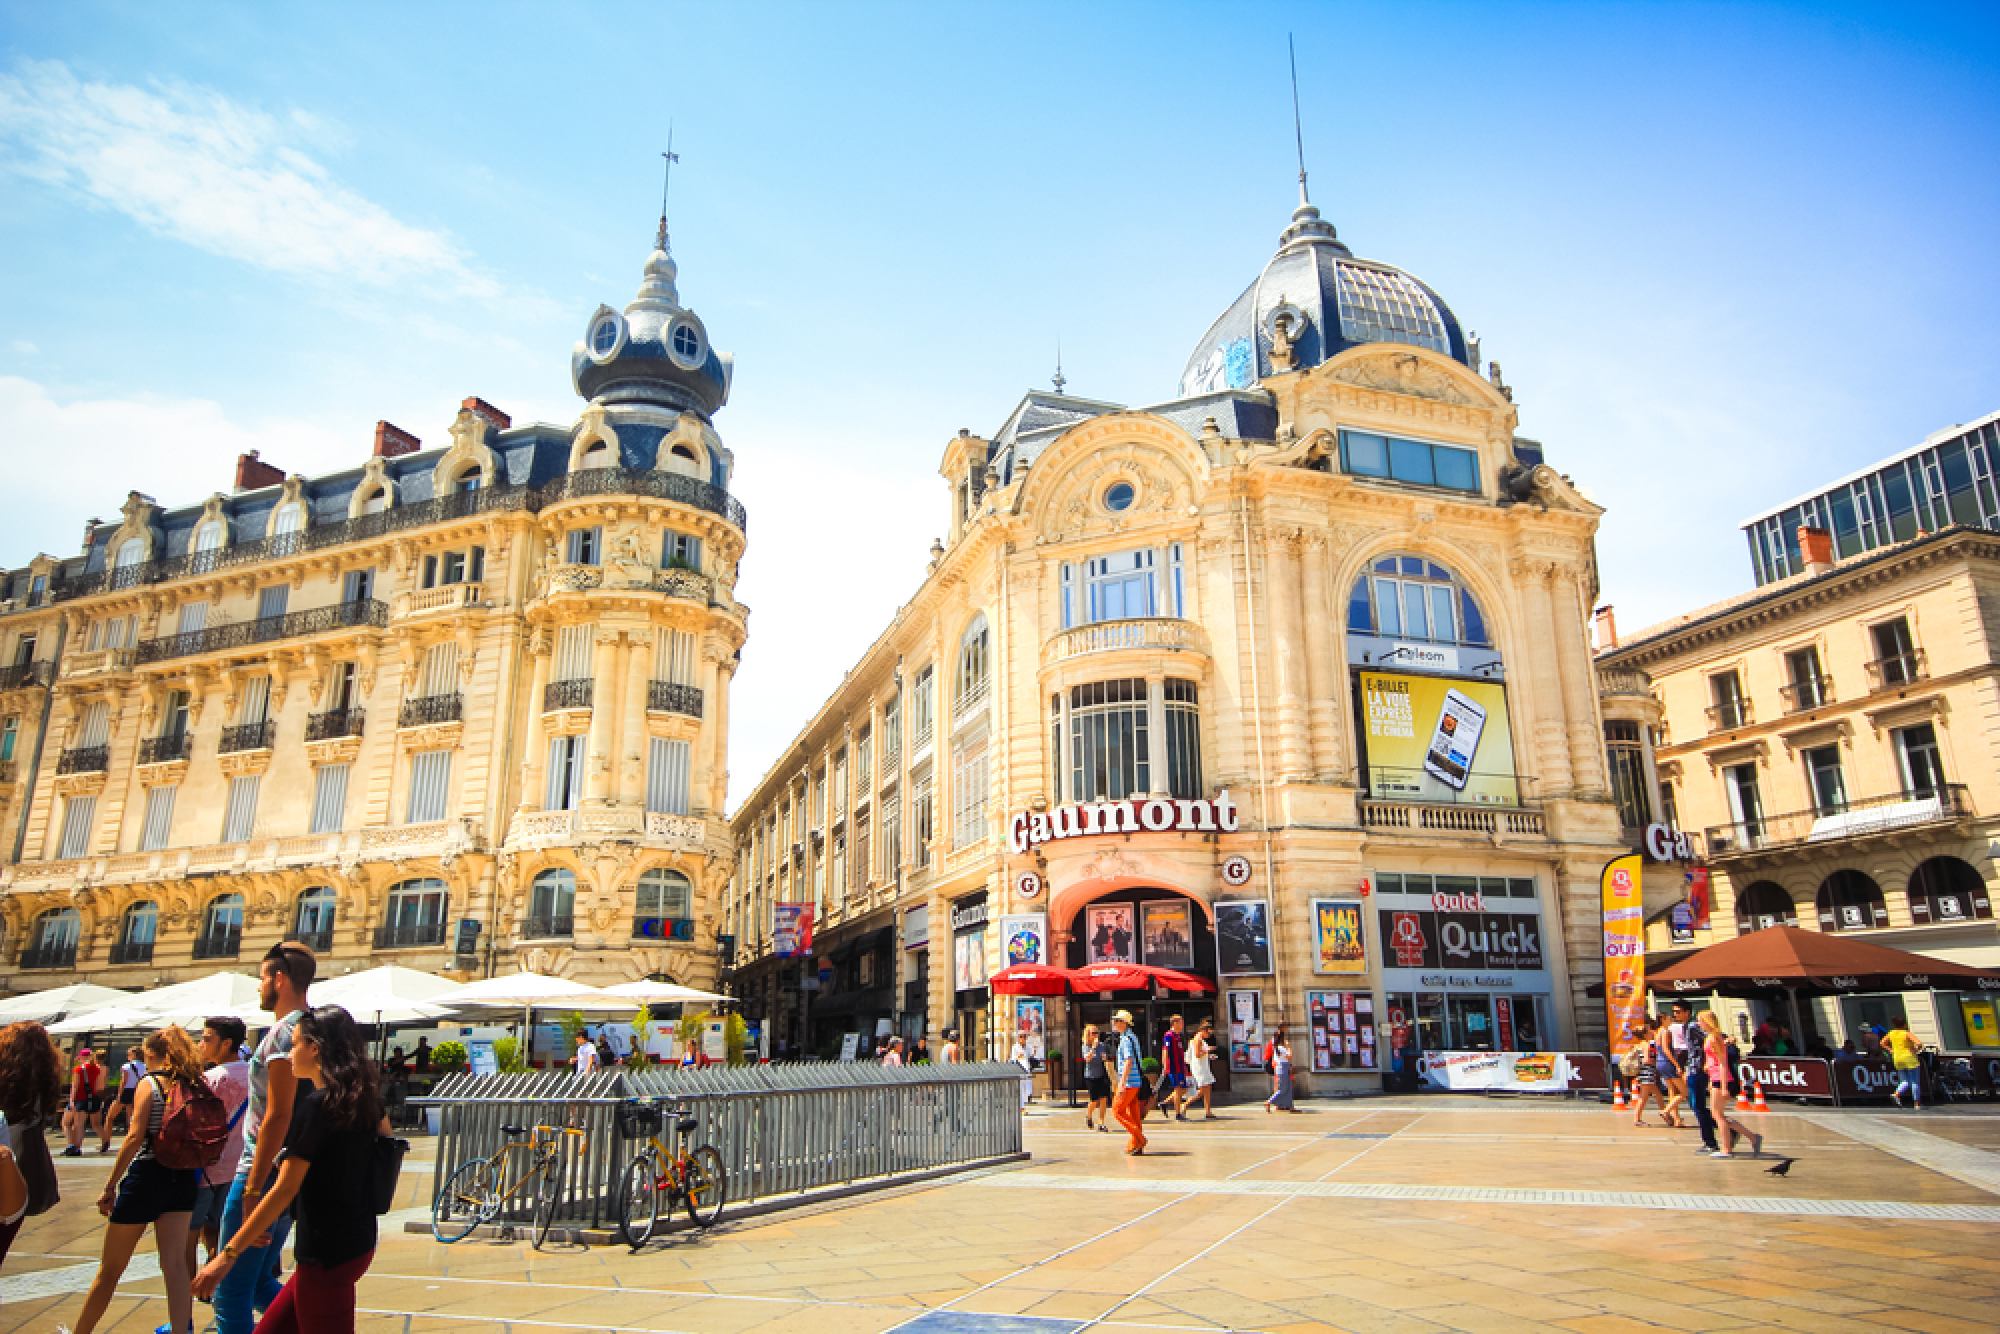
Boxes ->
[1601,854,1646,1060]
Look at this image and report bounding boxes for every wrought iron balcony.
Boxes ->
[1705,699,1752,732]
[537,465,747,531]
[520,915,574,940]
[647,680,703,718]
[219,720,276,754]
[19,943,77,970]
[136,599,388,664]
[110,939,155,965]
[0,660,54,691]
[1865,649,1928,691]
[398,693,463,728]
[544,678,593,712]
[57,745,109,775]
[305,708,365,741]
[292,928,334,953]
[139,734,193,766]
[1779,676,1834,713]
[374,922,448,949]
[1704,782,1974,858]
[192,927,242,961]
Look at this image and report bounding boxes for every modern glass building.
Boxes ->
[1742,410,2000,585]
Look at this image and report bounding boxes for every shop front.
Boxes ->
[951,891,991,1057]
[1058,885,1230,1096]
[1374,872,1555,1054]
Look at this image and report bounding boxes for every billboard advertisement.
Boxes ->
[1379,908,1545,972]
[1358,671,1518,806]
[773,903,815,958]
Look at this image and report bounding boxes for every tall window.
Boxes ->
[1803,745,1847,815]
[120,901,158,952]
[653,629,697,685]
[295,886,337,943]
[913,771,934,867]
[1068,679,1149,801]
[663,531,702,570]
[1345,557,1489,645]
[419,643,459,698]
[880,793,901,881]
[407,750,451,822]
[1709,671,1748,730]
[1340,429,1480,492]
[528,869,575,935]
[912,667,935,747]
[240,675,272,726]
[1061,549,1172,627]
[194,520,226,553]
[197,893,244,958]
[953,740,988,848]
[1164,680,1202,799]
[77,699,112,749]
[309,763,349,834]
[257,585,289,621]
[342,569,374,603]
[222,775,260,842]
[163,690,191,739]
[1783,646,1828,711]
[1658,779,1680,830]
[853,814,870,893]
[1605,720,1647,829]
[647,737,691,815]
[546,735,585,810]
[30,907,80,960]
[57,794,95,859]
[177,602,208,636]
[1869,618,1920,687]
[139,784,177,852]
[1895,723,1945,798]
[271,504,304,536]
[383,878,448,939]
[566,526,603,564]
[1722,763,1762,847]
[883,693,902,769]
[635,868,691,935]
[956,616,990,717]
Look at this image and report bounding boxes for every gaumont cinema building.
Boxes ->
[724,187,1630,1091]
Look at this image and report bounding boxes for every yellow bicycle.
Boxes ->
[615,1099,727,1246]
[432,1120,587,1249]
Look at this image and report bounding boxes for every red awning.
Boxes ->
[1647,925,2000,997]
[989,964,1074,997]
[1149,968,1218,995]
[1074,963,1153,992]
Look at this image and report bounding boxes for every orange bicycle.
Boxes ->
[614,1099,727,1246]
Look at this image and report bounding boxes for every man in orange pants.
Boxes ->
[1111,1010,1148,1156]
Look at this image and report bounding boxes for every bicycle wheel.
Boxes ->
[531,1152,564,1250]
[433,1159,497,1243]
[618,1154,661,1248]
[683,1145,727,1228]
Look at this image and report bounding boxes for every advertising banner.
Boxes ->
[1418,1050,1581,1092]
[1358,670,1519,806]
[1959,997,2000,1048]
[953,929,988,991]
[998,914,1048,967]
[1015,998,1046,1062]
[773,903,815,958]
[1085,904,1136,963]
[1600,855,1645,1061]
[1377,908,1544,972]
[1311,900,1367,975]
[1227,988,1265,1072]
[1141,901,1195,970]
[1217,900,1274,975]
[1306,990,1375,1071]
[1735,1056,1834,1100]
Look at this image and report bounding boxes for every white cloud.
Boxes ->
[8,340,36,356]
[0,60,495,295]
[0,375,346,560]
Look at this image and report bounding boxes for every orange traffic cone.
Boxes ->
[1612,1082,1627,1111]
[1736,1081,1753,1112]
[1753,1081,1770,1113]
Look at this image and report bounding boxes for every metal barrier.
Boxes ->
[415,1062,1027,1232]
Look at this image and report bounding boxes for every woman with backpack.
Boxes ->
[67,1026,208,1334]
[0,1020,65,1273]
[195,1005,390,1334]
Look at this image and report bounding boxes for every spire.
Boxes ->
[1276,37,1347,255]
[656,128,680,254]
[1290,34,1310,209]
[1051,339,1066,395]
[632,136,683,315]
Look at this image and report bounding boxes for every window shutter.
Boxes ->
[195,522,224,553]
[240,675,271,724]
[257,585,289,620]
[140,785,177,852]
[555,625,595,682]
[222,775,260,842]
[408,750,451,823]
[309,764,349,835]
[654,629,697,685]
[421,643,459,697]
[78,701,111,748]
[58,795,96,859]
[178,602,208,635]
[545,736,582,811]
[647,737,691,815]
[273,505,303,535]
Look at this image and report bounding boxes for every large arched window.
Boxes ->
[1816,870,1886,933]
[956,614,990,717]
[195,893,244,959]
[271,504,305,538]
[294,886,338,950]
[113,901,158,964]
[527,869,575,938]
[634,868,693,939]
[379,878,448,948]
[1050,678,1204,804]
[114,538,146,570]
[1346,556,1490,646]
[24,906,80,968]
[1908,857,1992,926]
[1735,881,1796,933]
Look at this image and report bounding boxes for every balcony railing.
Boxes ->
[398,693,463,728]
[1706,699,1752,732]
[136,599,388,665]
[57,745,109,775]
[520,915,574,940]
[537,465,747,531]
[192,927,242,960]
[0,660,54,691]
[292,928,334,953]
[219,720,276,754]
[109,939,155,965]
[1865,649,1928,691]
[1779,676,1834,713]
[139,734,193,766]
[1040,616,1213,668]
[374,922,448,949]
[647,680,703,718]
[19,943,78,970]
[544,678,593,712]
[305,708,365,741]
[1704,782,1973,857]
[1595,667,1654,698]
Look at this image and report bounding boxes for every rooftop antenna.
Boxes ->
[1052,338,1066,395]
[1289,34,1310,207]
[657,126,680,252]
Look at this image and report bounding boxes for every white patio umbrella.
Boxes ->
[600,979,731,1006]
[136,971,267,1027]
[46,1005,167,1036]
[427,970,634,1069]
[313,964,462,1025]
[0,982,136,1024]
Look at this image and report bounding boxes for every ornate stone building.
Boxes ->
[0,223,746,997]
[726,189,1627,1081]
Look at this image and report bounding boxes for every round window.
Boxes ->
[1104,481,1136,512]
[671,323,702,363]
[590,317,619,356]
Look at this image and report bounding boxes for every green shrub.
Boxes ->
[1140,1056,1162,1074]
[557,1010,588,1052]
[431,1040,467,1073]
[494,1036,527,1073]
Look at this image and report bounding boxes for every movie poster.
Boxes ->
[1307,991,1376,1071]
[1141,901,1195,970]
[954,929,988,991]
[999,914,1048,967]
[1215,900,1272,975]
[1311,900,1367,975]
[1016,998,1046,1062]
[1085,904,1136,964]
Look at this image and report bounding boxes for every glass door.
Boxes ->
[1447,995,1494,1050]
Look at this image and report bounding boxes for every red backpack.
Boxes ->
[149,1073,229,1171]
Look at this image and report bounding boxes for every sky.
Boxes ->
[1,2,1996,809]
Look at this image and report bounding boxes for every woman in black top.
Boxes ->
[194,1006,387,1334]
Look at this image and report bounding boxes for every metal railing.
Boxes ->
[375,922,448,949]
[109,939,154,965]
[399,693,463,728]
[306,708,365,741]
[138,734,192,766]
[1865,649,1928,691]
[19,944,78,970]
[192,927,242,960]
[537,465,748,531]
[1780,676,1833,713]
[0,660,54,691]
[544,679,593,712]
[647,680,703,718]
[293,928,334,953]
[519,914,573,940]
[1040,616,1212,667]
[57,745,109,775]
[136,599,388,664]
[219,720,276,754]
[1706,699,1752,731]
[1594,666,1653,698]
[1704,782,1974,857]
[415,1063,1026,1232]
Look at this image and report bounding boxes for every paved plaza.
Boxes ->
[9,1095,2000,1333]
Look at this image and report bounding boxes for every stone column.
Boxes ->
[517,632,552,813]
[1514,560,1573,797]
[1146,674,1170,796]
[584,629,623,805]
[1299,534,1344,782]
[707,652,735,817]
[618,627,651,808]
[1264,530,1311,780]
[1551,568,1607,795]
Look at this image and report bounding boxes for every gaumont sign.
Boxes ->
[1007,790,1240,854]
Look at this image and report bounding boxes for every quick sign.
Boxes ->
[1007,790,1240,854]
[1376,909,1544,971]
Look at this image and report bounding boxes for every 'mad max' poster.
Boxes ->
[1358,671,1518,806]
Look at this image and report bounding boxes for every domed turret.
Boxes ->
[571,219,734,418]
[1179,194,1469,398]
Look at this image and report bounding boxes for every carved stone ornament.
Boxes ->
[398,722,464,750]
[1076,846,1143,884]
[219,749,273,777]
[136,760,189,788]
[53,771,108,798]
[1325,351,1479,406]
[305,736,363,768]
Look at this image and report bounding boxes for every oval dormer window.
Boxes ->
[668,319,703,368]
[590,316,621,358]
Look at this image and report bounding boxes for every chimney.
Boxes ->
[1798,525,1835,576]
[235,450,285,492]
[461,397,511,431]
[373,421,421,458]
[1593,605,1618,651]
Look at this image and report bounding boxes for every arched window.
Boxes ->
[380,878,448,948]
[527,869,575,937]
[1735,881,1796,933]
[454,466,482,494]
[956,614,990,717]
[271,504,304,537]
[635,868,693,938]
[114,901,158,964]
[195,893,244,959]
[1053,678,1207,803]
[360,486,388,515]
[294,886,338,948]
[1346,556,1490,646]
[25,906,80,967]
[194,520,226,553]
[1816,870,1886,932]
[579,438,614,470]
[114,539,145,569]
[664,442,700,479]
[1909,857,1992,925]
